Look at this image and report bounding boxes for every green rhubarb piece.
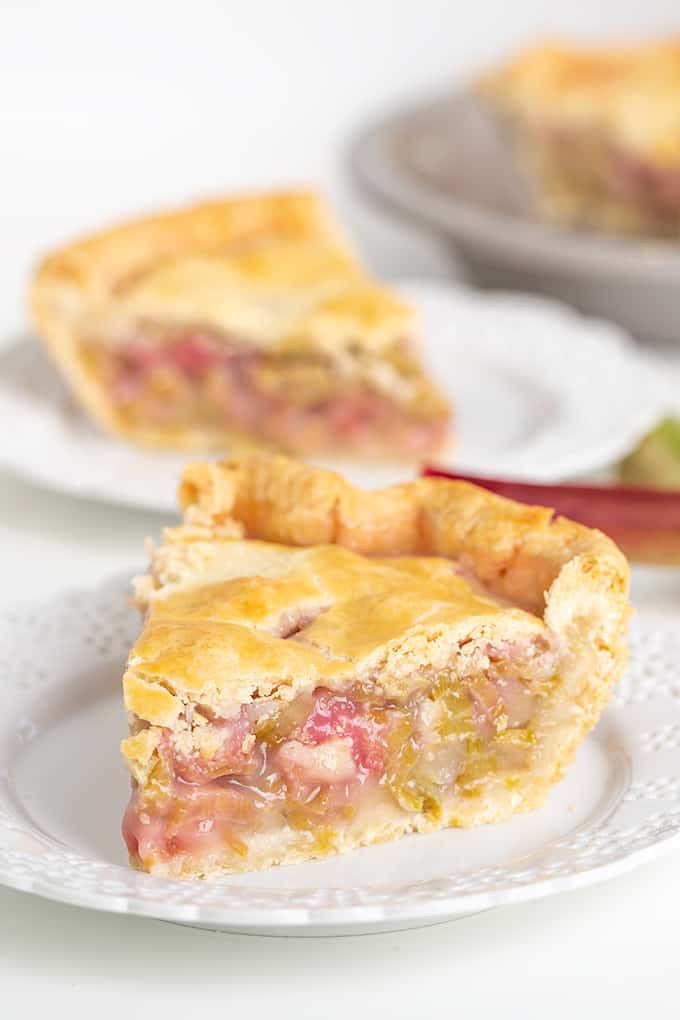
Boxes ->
[619,417,680,489]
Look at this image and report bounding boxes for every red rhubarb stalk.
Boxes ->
[422,467,680,565]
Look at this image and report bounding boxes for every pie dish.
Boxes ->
[477,39,680,235]
[29,191,450,458]
[120,453,629,879]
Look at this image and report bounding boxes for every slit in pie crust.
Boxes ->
[121,454,629,878]
[29,191,450,458]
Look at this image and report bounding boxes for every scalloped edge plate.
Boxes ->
[1,576,679,935]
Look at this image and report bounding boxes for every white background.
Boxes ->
[3,2,680,1015]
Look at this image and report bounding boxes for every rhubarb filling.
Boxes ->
[523,123,680,232]
[123,643,556,873]
[82,324,449,455]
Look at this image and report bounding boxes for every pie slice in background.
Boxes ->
[29,191,450,459]
[477,39,680,236]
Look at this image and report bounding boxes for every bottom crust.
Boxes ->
[127,786,544,879]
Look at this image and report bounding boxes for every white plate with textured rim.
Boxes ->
[0,279,665,512]
[1,574,680,936]
[353,95,680,344]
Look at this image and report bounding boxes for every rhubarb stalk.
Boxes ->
[423,467,680,565]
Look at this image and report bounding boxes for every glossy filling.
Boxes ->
[83,325,448,455]
[123,648,555,871]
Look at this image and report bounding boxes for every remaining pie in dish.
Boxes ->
[29,191,450,458]
[121,454,629,878]
[477,39,680,235]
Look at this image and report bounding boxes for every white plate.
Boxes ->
[353,96,680,344]
[0,280,665,512]
[1,575,679,936]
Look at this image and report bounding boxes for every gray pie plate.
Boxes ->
[352,94,680,345]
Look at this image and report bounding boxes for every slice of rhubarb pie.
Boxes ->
[477,39,680,235]
[29,191,450,458]
[121,454,629,877]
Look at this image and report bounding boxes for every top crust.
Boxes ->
[477,38,680,164]
[29,189,414,351]
[176,454,628,615]
[126,455,629,723]
[31,191,346,299]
